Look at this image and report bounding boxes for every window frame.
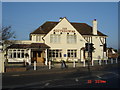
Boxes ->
[67,34,77,44]
[50,34,61,43]
[67,49,77,58]
[49,49,62,58]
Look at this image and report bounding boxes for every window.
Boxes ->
[21,50,24,58]
[50,34,61,43]
[13,50,16,58]
[67,49,77,57]
[17,50,20,58]
[8,50,12,58]
[49,49,62,58]
[67,35,77,44]
[8,49,26,58]
[36,35,41,41]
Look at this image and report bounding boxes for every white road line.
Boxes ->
[44,83,50,86]
[96,75,102,78]
[75,78,79,82]
[11,75,20,76]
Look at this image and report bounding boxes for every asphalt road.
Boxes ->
[2,63,120,89]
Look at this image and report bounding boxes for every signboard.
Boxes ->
[64,54,67,57]
[53,29,75,33]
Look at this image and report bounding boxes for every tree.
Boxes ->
[1,26,16,40]
[0,26,16,51]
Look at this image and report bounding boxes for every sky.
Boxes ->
[2,2,118,49]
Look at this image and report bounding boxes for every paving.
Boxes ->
[2,60,119,76]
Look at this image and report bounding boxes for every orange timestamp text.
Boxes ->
[87,80,107,84]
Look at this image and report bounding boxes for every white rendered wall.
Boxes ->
[0,51,4,73]
[92,36,107,60]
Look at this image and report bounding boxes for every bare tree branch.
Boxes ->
[1,26,16,40]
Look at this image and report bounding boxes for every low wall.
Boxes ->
[5,66,27,72]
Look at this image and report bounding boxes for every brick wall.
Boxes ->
[5,67,27,72]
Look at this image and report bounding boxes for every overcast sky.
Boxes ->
[2,2,118,49]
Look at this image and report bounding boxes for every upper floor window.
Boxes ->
[36,35,41,41]
[50,34,61,43]
[67,35,77,44]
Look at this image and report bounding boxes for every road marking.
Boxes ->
[75,78,79,82]
[11,75,20,76]
[44,83,50,86]
[96,75,102,78]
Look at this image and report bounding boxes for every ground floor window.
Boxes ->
[49,49,62,58]
[67,49,77,57]
[8,49,27,58]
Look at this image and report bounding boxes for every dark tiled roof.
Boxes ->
[30,22,58,34]
[30,43,50,48]
[7,44,30,49]
[7,43,50,49]
[71,23,107,36]
[30,21,107,36]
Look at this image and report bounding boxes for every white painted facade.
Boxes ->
[30,18,107,62]
[43,18,87,62]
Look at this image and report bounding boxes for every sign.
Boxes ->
[64,54,67,57]
[53,29,75,33]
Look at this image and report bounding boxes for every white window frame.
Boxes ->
[67,49,77,57]
[67,34,77,44]
[49,49,62,58]
[8,49,26,59]
[50,34,61,43]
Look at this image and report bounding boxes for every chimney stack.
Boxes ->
[59,17,63,21]
[92,19,97,35]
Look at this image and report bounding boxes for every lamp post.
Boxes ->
[83,59,86,67]
[49,60,51,69]
[115,58,118,63]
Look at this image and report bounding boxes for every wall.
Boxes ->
[44,18,87,62]
[0,51,4,73]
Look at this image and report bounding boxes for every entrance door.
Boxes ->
[32,51,44,63]
[37,51,44,63]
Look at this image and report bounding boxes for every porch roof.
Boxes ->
[7,43,50,49]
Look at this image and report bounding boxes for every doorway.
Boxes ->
[32,51,44,63]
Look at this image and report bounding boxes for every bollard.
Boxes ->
[99,60,101,65]
[73,61,76,68]
[34,61,36,70]
[49,60,51,69]
[91,60,94,66]
[111,58,113,64]
[105,60,108,64]
[116,58,118,63]
[83,60,86,67]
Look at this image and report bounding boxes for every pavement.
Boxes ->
[3,60,119,76]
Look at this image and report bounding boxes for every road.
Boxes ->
[2,63,120,89]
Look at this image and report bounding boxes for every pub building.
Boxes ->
[6,17,108,65]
